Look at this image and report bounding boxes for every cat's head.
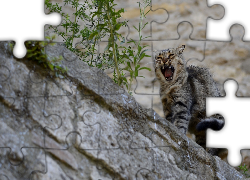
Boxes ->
[155,45,186,81]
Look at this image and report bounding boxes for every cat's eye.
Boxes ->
[155,55,162,60]
[169,54,175,58]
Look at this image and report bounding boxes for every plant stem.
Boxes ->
[128,76,132,93]
[106,1,122,85]
[90,39,96,66]
[71,1,78,45]
[90,6,100,66]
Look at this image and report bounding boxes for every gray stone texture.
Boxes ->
[0,42,246,179]
[0,0,250,178]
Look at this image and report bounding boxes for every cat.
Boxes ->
[155,45,225,156]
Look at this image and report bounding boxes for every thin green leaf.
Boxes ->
[114,23,122,31]
[145,9,150,16]
[127,62,132,69]
[133,56,137,65]
[142,22,148,30]
[45,36,51,40]
[89,31,98,40]
[134,64,140,77]
[139,67,151,71]
[138,45,142,54]
[139,53,145,60]
[133,25,139,32]
[48,63,54,70]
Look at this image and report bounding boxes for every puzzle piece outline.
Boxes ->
[0,0,250,178]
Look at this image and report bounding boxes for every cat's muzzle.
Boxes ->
[161,65,175,81]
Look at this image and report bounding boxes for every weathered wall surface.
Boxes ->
[44,1,250,169]
[0,42,246,179]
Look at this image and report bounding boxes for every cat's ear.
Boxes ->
[178,45,185,54]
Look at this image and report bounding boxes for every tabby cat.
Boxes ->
[155,45,225,155]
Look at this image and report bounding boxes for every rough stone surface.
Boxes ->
[0,42,245,179]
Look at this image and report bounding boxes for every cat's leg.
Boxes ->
[171,101,191,134]
[195,130,207,149]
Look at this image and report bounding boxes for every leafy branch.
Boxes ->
[45,0,152,95]
[238,164,250,177]
[8,35,67,77]
[121,0,152,94]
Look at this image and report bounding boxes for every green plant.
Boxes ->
[9,35,67,76]
[45,0,108,67]
[122,0,152,94]
[238,164,250,177]
[45,0,151,94]
[90,0,128,86]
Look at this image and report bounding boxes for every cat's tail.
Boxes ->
[196,114,225,131]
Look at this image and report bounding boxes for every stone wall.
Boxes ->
[44,2,250,169]
[0,42,246,179]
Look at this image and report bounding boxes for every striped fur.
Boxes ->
[155,46,225,156]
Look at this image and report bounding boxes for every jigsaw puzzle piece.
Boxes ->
[130,109,199,149]
[28,67,73,98]
[124,0,168,41]
[44,0,92,37]
[76,99,120,154]
[0,41,73,99]
[34,133,83,179]
[0,0,61,58]
[95,130,210,179]
[32,154,72,180]
[97,69,126,95]
[0,95,48,156]
[0,119,45,160]
[84,40,126,95]
[26,41,75,98]
[0,148,46,180]
[43,43,124,150]
[48,42,126,95]
[40,131,119,180]
[176,146,211,180]
[42,94,76,149]
[206,79,250,167]
[41,75,114,151]
[134,22,206,95]
[124,109,209,178]
[128,110,172,149]
[188,24,250,95]
[0,52,31,98]
[125,0,224,41]
[95,130,162,179]
[0,65,73,151]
